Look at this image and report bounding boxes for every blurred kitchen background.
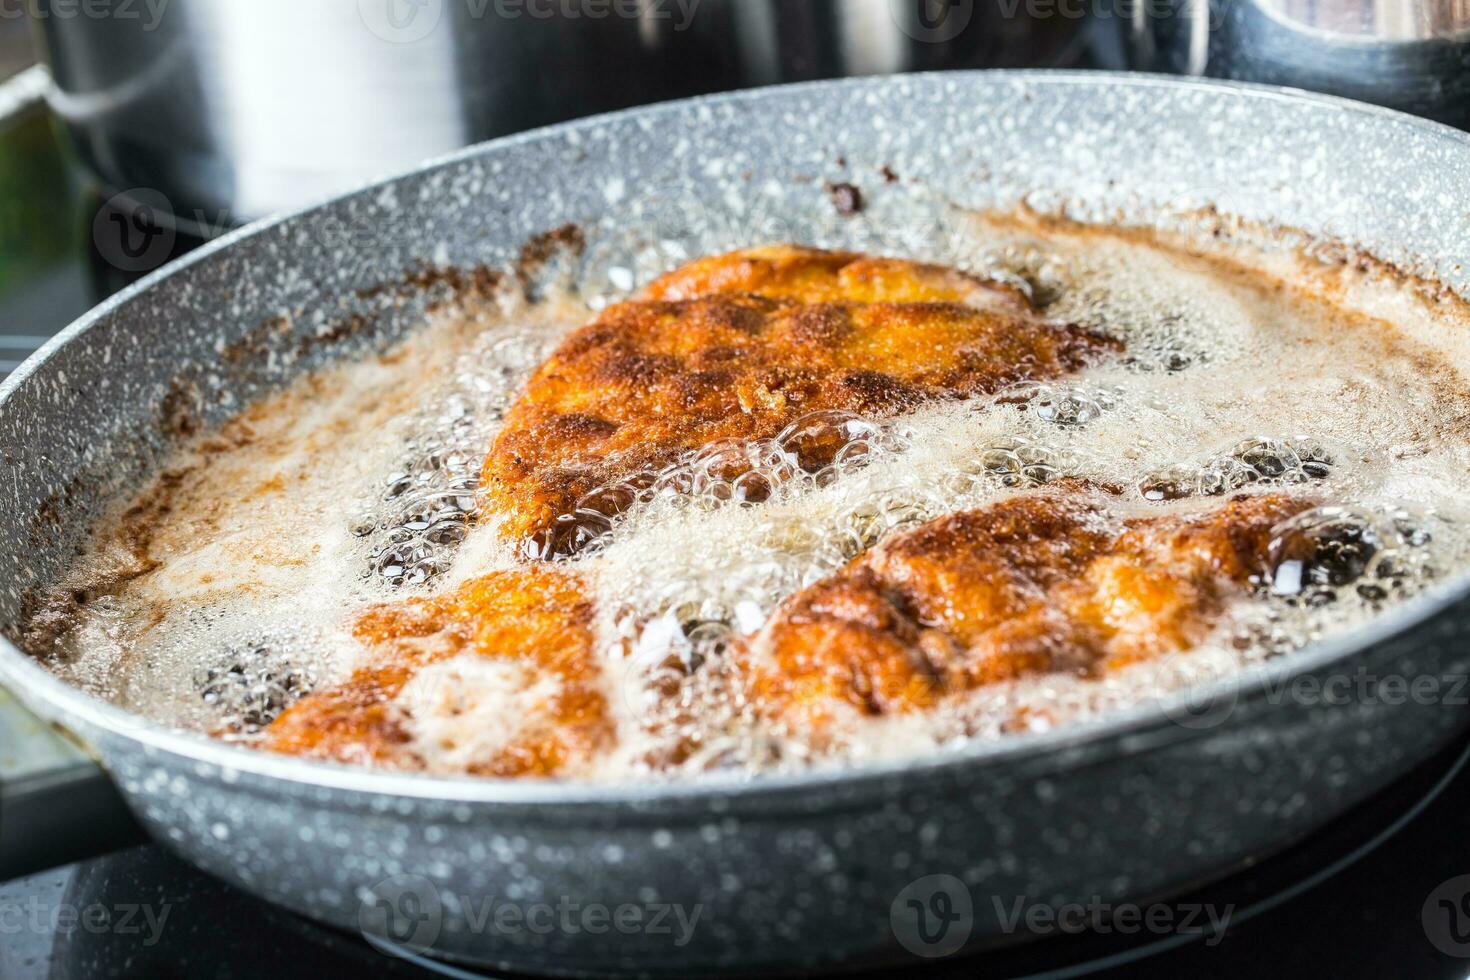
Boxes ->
[0,15,29,76]
[3,0,1467,291]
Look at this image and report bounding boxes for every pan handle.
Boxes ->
[0,686,147,881]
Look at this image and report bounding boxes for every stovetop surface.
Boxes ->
[3,68,1470,980]
[3,731,1468,979]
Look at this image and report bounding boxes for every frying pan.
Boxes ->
[3,71,1470,976]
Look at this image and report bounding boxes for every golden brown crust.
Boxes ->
[263,567,612,777]
[263,491,1310,774]
[481,246,1120,552]
[639,244,1024,305]
[735,491,1311,742]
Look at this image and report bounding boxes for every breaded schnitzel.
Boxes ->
[735,491,1311,743]
[264,489,1313,775]
[264,567,611,777]
[482,246,1120,555]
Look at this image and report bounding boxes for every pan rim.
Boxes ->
[4,68,1469,807]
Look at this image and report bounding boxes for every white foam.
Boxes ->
[396,655,564,775]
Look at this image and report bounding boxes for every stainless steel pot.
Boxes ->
[3,72,1470,976]
[1126,0,1470,128]
[30,0,1111,227]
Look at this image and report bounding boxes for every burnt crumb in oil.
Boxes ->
[826,182,864,217]
[515,223,586,295]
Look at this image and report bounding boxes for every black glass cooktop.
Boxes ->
[4,67,1470,980]
[4,731,1469,979]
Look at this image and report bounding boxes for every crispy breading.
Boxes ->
[262,490,1313,774]
[639,244,1026,305]
[481,246,1119,553]
[735,491,1311,742]
[263,567,611,777]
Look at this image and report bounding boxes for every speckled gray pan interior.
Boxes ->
[4,72,1470,976]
